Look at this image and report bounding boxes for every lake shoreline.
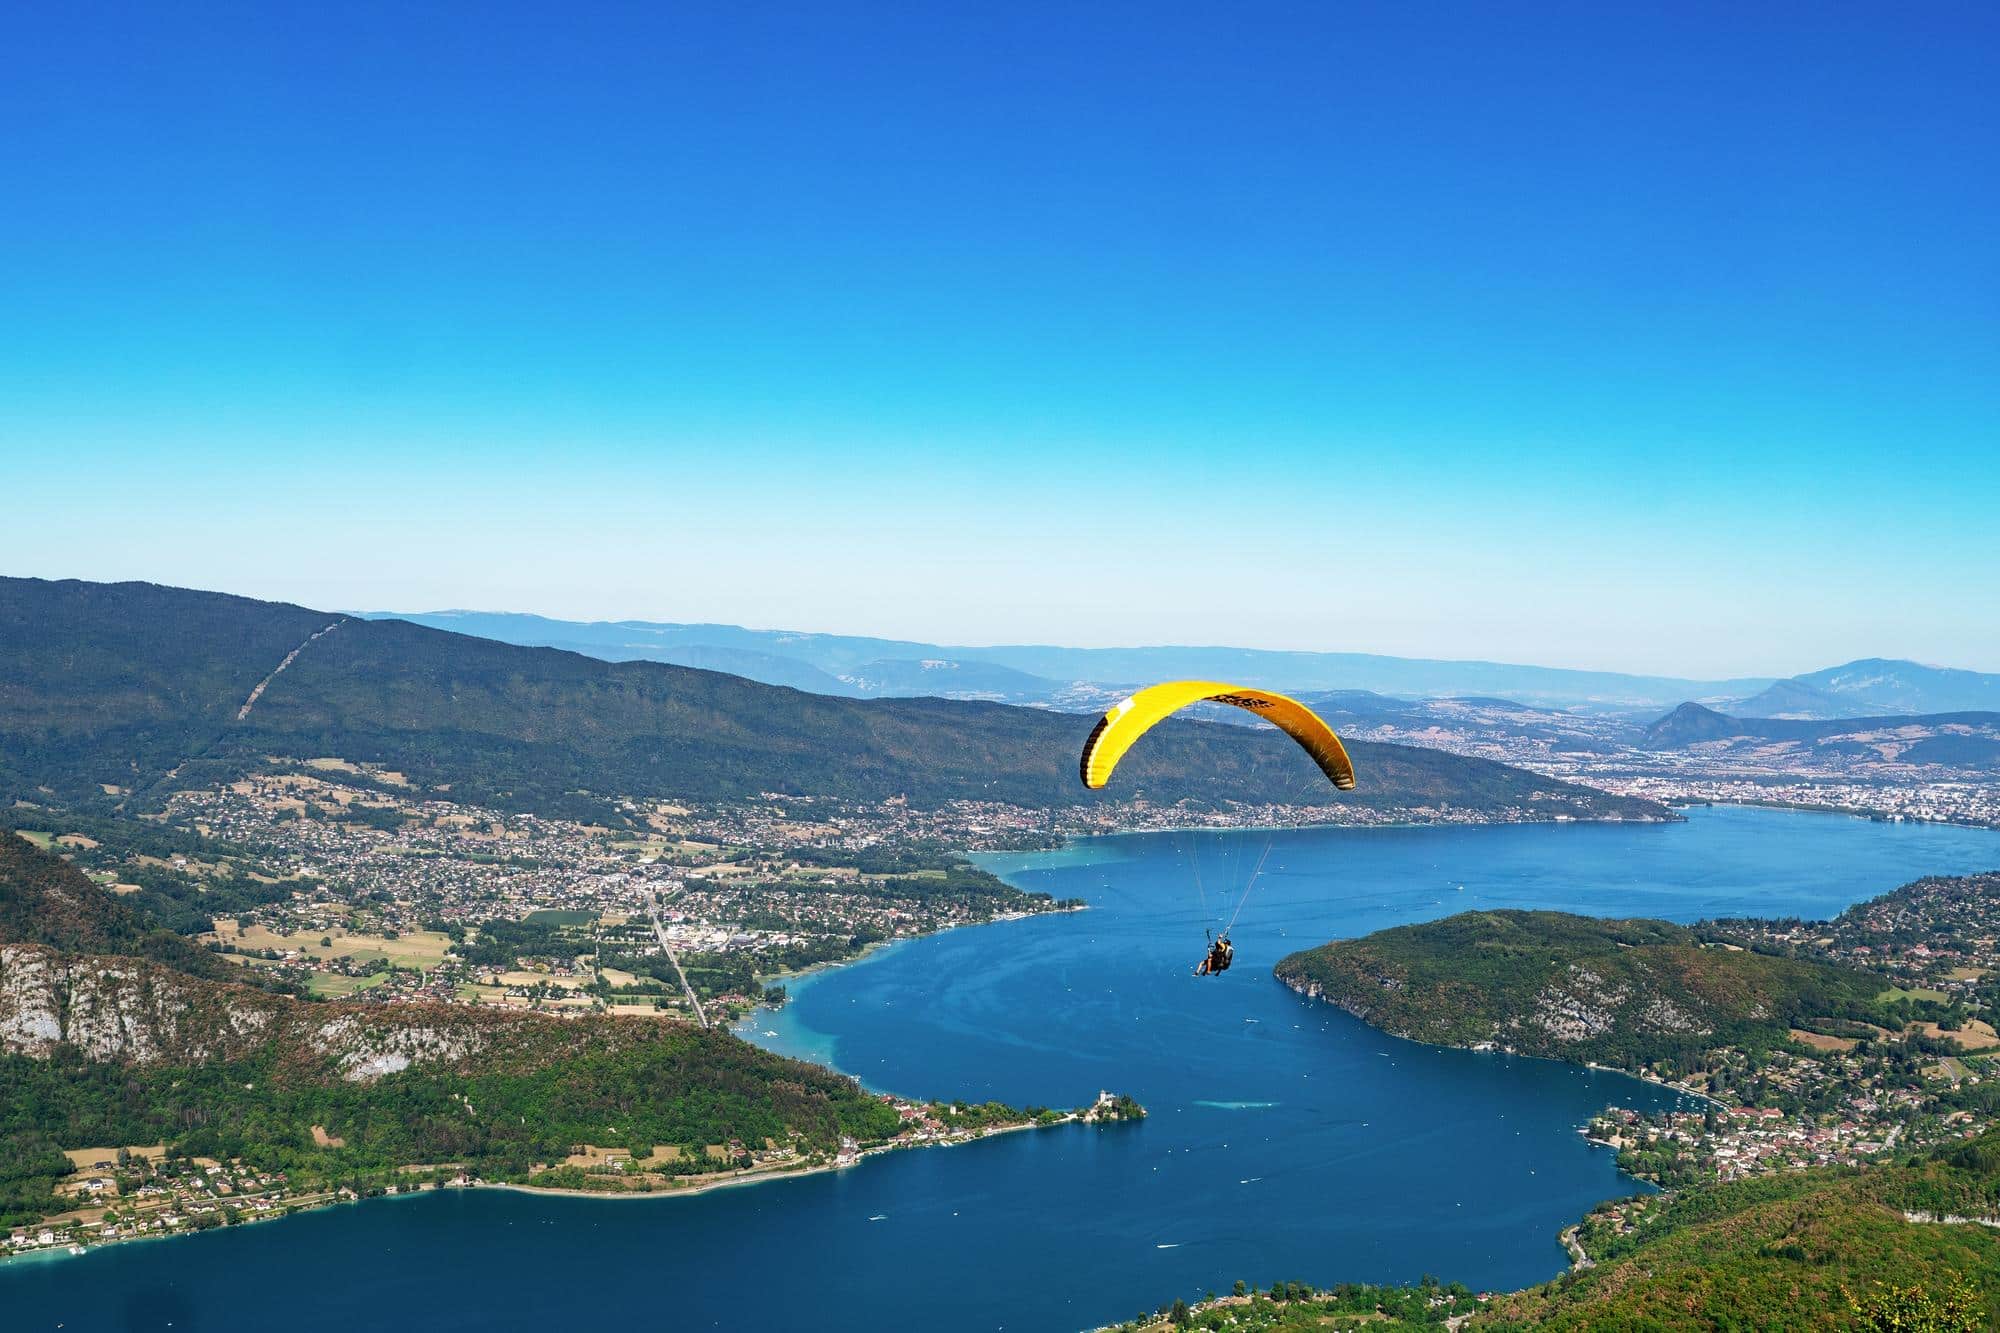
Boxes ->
[1276,970,1724,1112]
[15,808,1997,1330]
[2,1112,1096,1268]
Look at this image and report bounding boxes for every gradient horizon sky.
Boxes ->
[4,2,1996,678]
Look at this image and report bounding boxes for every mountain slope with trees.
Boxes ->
[0,577,1664,824]
[1474,1131,2000,1330]
[1274,910,1884,1068]
[0,831,920,1226]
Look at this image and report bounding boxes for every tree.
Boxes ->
[1846,1277,1985,1333]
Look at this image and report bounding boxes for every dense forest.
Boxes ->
[1274,910,1888,1068]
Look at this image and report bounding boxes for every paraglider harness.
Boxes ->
[1195,930,1234,977]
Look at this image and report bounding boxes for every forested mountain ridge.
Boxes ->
[0,577,1664,824]
[1273,910,1883,1067]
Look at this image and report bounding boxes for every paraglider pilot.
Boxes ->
[1196,933,1233,976]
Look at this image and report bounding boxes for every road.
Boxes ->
[647,890,710,1029]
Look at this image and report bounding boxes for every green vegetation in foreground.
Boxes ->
[1099,1132,2000,1331]
[0,1020,902,1229]
[1475,1129,2000,1330]
[1274,910,1886,1069]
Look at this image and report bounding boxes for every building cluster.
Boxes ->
[159,769,1063,1015]
[1321,699,2000,830]
[1595,776,2000,829]
[1578,874,1999,1199]
[3,1152,353,1257]
[1586,1082,1977,1187]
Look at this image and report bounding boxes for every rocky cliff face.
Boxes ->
[0,943,279,1064]
[0,942,524,1082]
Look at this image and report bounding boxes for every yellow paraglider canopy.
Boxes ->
[1078,680,1358,792]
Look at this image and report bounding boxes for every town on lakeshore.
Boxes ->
[3,587,1999,1329]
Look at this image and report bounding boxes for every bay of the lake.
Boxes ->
[7,806,1997,1332]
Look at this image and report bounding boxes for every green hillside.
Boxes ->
[1096,1131,2000,1333]
[0,577,1664,823]
[1474,1131,2000,1330]
[0,831,927,1225]
[1274,910,1883,1067]
[0,825,239,982]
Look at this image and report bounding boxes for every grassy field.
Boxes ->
[211,920,455,969]
[308,971,389,997]
[62,1145,166,1171]
[1878,985,1952,1003]
[523,908,595,927]
[1908,1018,2000,1051]
[1789,1028,1859,1052]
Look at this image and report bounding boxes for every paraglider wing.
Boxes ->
[1077,680,1358,792]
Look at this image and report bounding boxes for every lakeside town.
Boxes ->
[2,1091,1147,1260]
[1558,875,2000,1257]
[10,751,1998,1281]
[21,752,1666,1029]
[1315,696,2000,829]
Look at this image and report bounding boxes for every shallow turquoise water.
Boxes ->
[6,807,1996,1332]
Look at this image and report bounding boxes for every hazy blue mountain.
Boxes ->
[1787,658,2000,715]
[1643,701,2000,771]
[361,612,1073,703]
[837,657,1070,700]
[1725,678,1854,719]
[366,610,1769,711]
[1643,702,1752,745]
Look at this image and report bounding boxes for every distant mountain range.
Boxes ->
[1,578,1658,825]
[1726,658,2000,719]
[1644,702,2000,772]
[361,612,1997,723]
[362,610,1770,712]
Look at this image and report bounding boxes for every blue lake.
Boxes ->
[7,807,1998,1332]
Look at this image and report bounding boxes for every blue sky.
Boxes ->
[3,1,1995,677]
